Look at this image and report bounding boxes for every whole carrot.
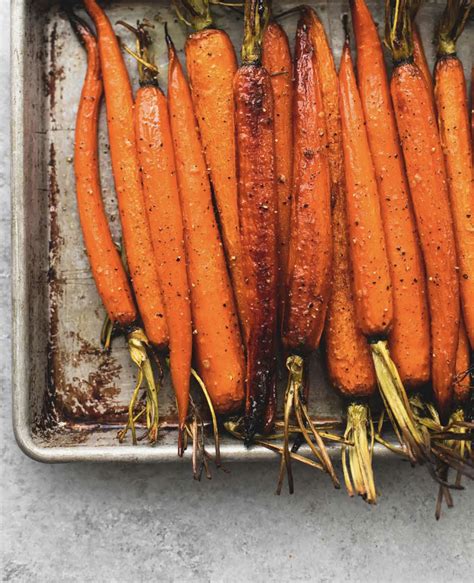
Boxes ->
[386,0,460,419]
[83,1,168,350]
[340,19,432,464]
[304,6,376,502]
[234,0,278,439]
[434,0,474,349]
[351,0,430,388]
[262,18,293,315]
[72,14,135,328]
[278,10,338,493]
[339,38,393,339]
[176,0,248,338]
[69,9,159,445]
[119,22,193,454]
[166,29,245,416]
[284,12,332,355]
[434,3,473,500]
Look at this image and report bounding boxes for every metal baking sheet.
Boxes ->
[11,0,472,463]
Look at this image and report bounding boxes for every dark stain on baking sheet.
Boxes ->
[42,141,64,431]
[43,21,65,119]
[56,331,127,423]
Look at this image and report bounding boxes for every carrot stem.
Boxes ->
[342,403,377,504]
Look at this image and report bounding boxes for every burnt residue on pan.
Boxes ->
[42,22,65,120]
[45,142,126,426]
[56,331,126,423]
[43,142,65,432]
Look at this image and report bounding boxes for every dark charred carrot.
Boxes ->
[120,22,192,453]
[386,0,460,419]
[276,9,339,492]
[234,0,278,439]
[351,0,430,388]
[166,30,245,416]
[70,8,160,445]
[339,38,393,339]
[262,20,293,315]
[179,0,249,338]
[283,13,332,355]
[303,6,376,502]
[83,0,168,350]
[434,0,474,349]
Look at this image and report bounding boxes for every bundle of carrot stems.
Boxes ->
[67,0,472,511]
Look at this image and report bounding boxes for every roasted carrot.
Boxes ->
[351,0,430,388]
[83,0,168,350]
[69,8,159,445]
[303,6,376,502]
[305,6,375,401]
[262,19,293,314]
[72,14,135,328]
[234,0,278,438]
[339,37,393,339]
[386,0,460,419]
[119,22,192,453]
[178,0,249,339]
[340,18,433,464]
[434,0,474,349]
[166,29,245,415]
[283,13,332,355]
[277,10,338,493]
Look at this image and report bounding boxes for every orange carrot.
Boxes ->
[304,7,376,501]
[83,0,168,349]
[386,0,460,418]
[304,7,376,400]
[434,0,474,349]
[70,8,159,445]
[166,30,245,415]
[72,14,136,329]
[262,20,293,313]
[234,0,278,437]
[351,0,430,387]
[339,38,393,340]
[120,22,192,452]
[283,11,332,355]
[339,20,433,464]
[181,2,248,337]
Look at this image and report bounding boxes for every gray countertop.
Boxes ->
[1,1,472,581]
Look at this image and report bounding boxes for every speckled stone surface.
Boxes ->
[1,1,473,581]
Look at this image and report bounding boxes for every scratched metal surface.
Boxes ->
[11,0,472,462]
